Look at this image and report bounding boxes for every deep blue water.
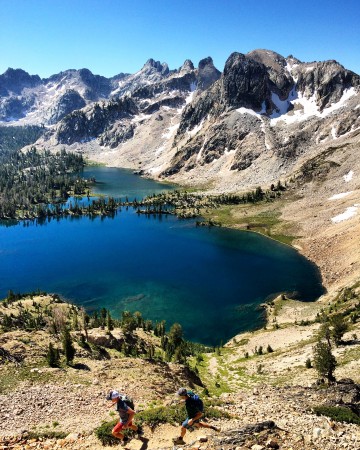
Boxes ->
[0,167,324,345]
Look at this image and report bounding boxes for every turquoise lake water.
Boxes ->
[0,167,324,345]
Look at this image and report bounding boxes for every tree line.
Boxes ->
[0,138,287,222]
[0,292,211,367]
[131,181,286,219]
[0,125,44,155]
[0,146,87,219]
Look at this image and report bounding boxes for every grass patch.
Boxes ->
[201,203,297,246]
[312,405,360,425]
[147,403,233,423]
[0,365,55,393]
[84,160,106,166]
[27,430,67,440]
[0,361,91,394]
[196,354,232,396]
[234,338,250,346]
[337,346,360,366]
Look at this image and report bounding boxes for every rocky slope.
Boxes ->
[1,294,360,449]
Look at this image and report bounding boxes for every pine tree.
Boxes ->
[313,340,336,383]
[106,310,114,332]
[46,342,60,367]
[331,314,348,345]
[100,308,107,330]
[168,323,183,347]
[62,327,75,365]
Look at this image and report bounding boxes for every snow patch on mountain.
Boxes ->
[331,126,338,139]
[328,192,353,200]
[270,87,357,126]
[236,107,263,119]
[162,123,179,139]
[344,170,354,182]
[155,144,166,156]
[331,205,359,223]
[188,119,205,137]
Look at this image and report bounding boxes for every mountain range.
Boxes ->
[1,49,359,192]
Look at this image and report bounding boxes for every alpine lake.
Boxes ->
[0,166,324,346]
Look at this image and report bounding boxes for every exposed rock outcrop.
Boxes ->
[293,60,360,110]
[47,89,86,124]
[56,97,138,144]
[0,68,41,95]
[197,56,221,91]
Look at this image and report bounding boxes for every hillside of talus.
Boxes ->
[0,287,360,449]
[1,48,360,449]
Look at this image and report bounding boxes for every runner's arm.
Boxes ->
[188,411,203,425]
[122,407,135,427]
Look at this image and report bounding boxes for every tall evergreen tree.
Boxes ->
[62,327,75,365]
[331,314,348,345]
[46,342,60,367]
[313,340,336,383]
[106,310,114,332]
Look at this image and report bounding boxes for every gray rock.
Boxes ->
[48,89,86,124]
[197,57,221,91]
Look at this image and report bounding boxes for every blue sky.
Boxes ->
[1,0,359,78]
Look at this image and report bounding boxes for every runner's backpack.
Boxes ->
[121,394,135,410]
[188,391,204,412]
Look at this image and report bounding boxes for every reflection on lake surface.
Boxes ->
[0,167,324,345]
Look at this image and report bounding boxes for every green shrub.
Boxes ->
[313,406,360,425]
[94,419,139,446]
[136,404,186,428]
[305,358,312,368]
[27,430,67,440]
[205,405,231,420]
[94,419,118,446]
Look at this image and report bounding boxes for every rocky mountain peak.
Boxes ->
[247,49,287,73]
[142,58,169,76]
[198,56,214,70]
[179,59,195,74]
[286,54,302,65]
[197,56,221,91]
[293,59,360,110]
[0,68,41,95]
[247,49,293,97]
[221,52,270,110]
[47,89,86,125]
[44,68,112,101]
